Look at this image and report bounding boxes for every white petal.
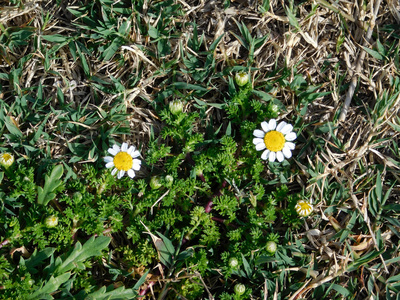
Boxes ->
[105,162,114,169]
[131,150,141,158]
[276,151,284,162]
[285,132,297,141]
[113,144,120,152]
[104,156,113,163]
[282,146,293,158]
[286,142,296,150]
[255,142,266,151]
[108,147,118,156]
[280,124,293,135]
[121,142,128,151]
[253,129,265,138]
[261,121,269,132]
[269,151,276,162]
[261,149,270,160]
[117,170,125,179]
[276,121,287,132]
[132,160,141,171]
[111,168,118,175]
[127,145,135,155]
[268,119,277,130]
[127,169,135,178]
[253,138,264,145]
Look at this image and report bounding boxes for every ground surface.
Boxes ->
[1,0,400,299]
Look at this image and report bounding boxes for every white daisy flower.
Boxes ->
[295,200,313,217]
[104,142,141,179]
[0,152,14,169]
[252,119,296,162]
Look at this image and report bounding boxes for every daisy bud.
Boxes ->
[234,283,246,295]
[165,175,174,187]
[269,103,280,114]
[235,72,249,87]
[45,215,58,228]
[266,241,277,255]
[150,176,162,190]
[0,153,14,169]
[169,100,184,115]
[228,257,239,268]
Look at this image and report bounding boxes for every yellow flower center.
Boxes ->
[113,152,133,171]
[264,130,285,152]
[2,153,12,162]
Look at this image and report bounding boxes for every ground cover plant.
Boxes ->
[1,0,400,299]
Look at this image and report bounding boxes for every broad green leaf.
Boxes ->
[24,247,56,274]
[4,116,22,137]
[55,236,111,275]
[241,254,252,278]
[28,272,71,299]
[363,46,384,60]
[41,34,69,43]
[38,165,64,205]
[330,283,350,297]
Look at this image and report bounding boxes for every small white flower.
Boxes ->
[295,200,313,217]
[0,152,14,169]
[104,142,141,179]
[252,119,296,163]
[45,215,58,228]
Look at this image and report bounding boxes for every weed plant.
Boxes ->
[1,0,400,299]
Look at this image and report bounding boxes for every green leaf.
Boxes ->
[330,283,350,297]
[28,272,71,299]
[285,6,300,30]
[363,46,384,60]
[241,254,252,278]
[148,25,159,39]
[38,165,64,206]
[24,247,56,274]
[4,116,22,137]
[41,34,69,43]
[347,249,385,272]
[85,286,137,300]
[171,82,209,92]
[55,236,111,275]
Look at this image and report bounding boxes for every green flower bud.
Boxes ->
[150,176,162,190]
[169,100,184,115]
[0,153,14,169]
[28,279,35,286]
[45,215,58,228]
[235,72,249,87]
[73,192,83,202]
[269,103,279,114]
[234,283,246,295]
[229,257,239,268]
[266,240,277,255]
[165,175,174,187]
